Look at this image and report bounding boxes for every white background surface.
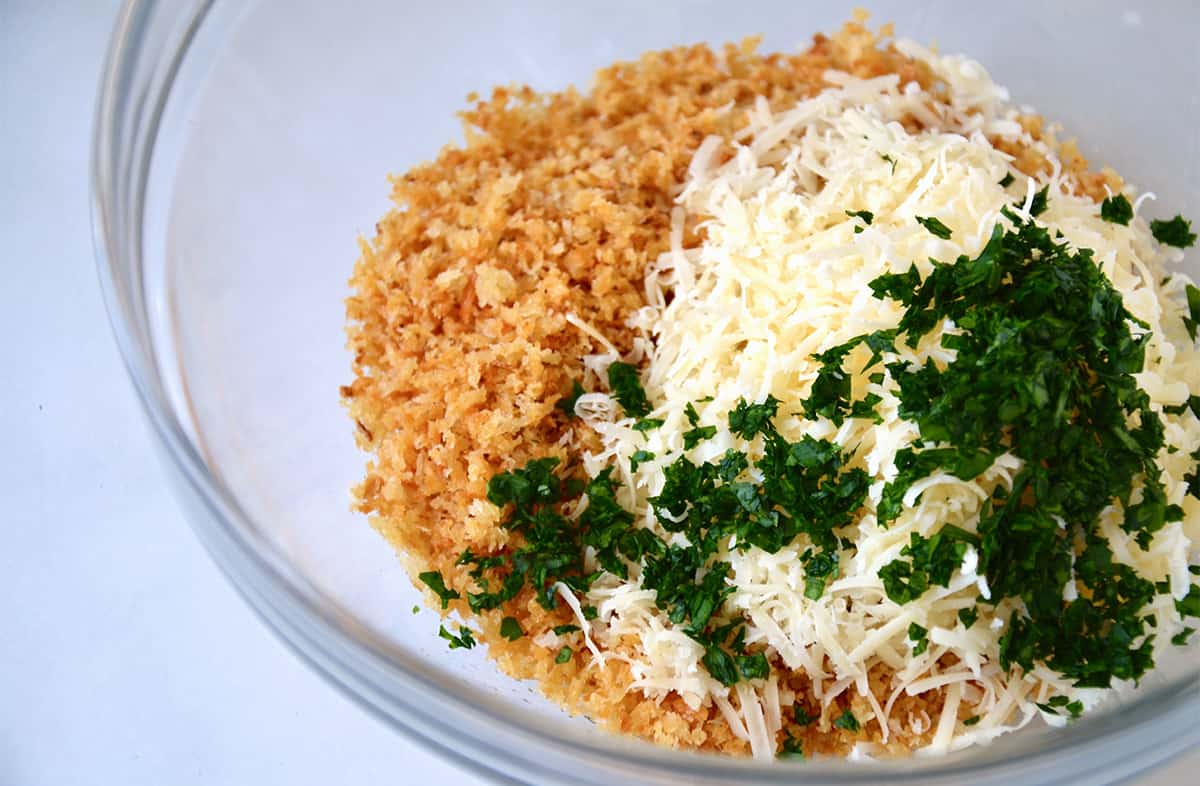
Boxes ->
[0,1,1195,784]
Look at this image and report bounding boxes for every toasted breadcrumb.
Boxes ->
[344,18,1112,756]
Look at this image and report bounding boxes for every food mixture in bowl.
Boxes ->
[342,14,1200,760]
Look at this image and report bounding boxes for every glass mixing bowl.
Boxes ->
[92,1,1200,783]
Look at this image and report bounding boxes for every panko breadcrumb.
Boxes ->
[344,15,1116,756]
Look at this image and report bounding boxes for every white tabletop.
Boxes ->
[0,2,1193,784]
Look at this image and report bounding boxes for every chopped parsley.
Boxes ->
[881,153,898,174]
[632,417,664,433]
[737,651,771,680]
[500,616,524,641]
[683,424,718,450]
[630,449,655,472]
[846,209,874,233]
[607,361,652,417]
[1172,627,1196,646]
[1162,396,1200,416]
[915,215,952,239]
[448,389,869,687]
[1178,585,1200,617]
[963,715,981,727]
[552,623,580,635]
[1028,184,1050,217]
[998,172,1015,188]
[1036,695,1083,719]
[1100,194,1133,226]
[831,214,1176,688]
[793,705,816,726]
[778,734,804,759]
[555,645,573,664]
[878,527,977,603]
[958,606,979,629]
[438,624,477,650]
[833,709,860,733]
[1184,284,1200,341]
[555,380,586,418]
[418,571,460,609]
[908,622,930,656]
[1151,215,1197,248]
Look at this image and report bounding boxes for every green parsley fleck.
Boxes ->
[878,527,977,603]
[683,424,718,450]
[411,605,420,615]
[1184,284,1200,341]
[1100,194,1133,226]
[998,172,1015,188]
[736,651,770,681]
[555,380,586,418]
[778,734,804,759]
[607,361,652,417]
[701,644,739,686]
[1036,696,1084,720]
[1172,627,1196,646]
[632,417,664,433]
[908,622,930,656]
[1028,184,1050,217]
[793,705,816,726]
[555,645,573,664]
[1177,585,1200,617]
[418,571,460,609]
[630,449,655,472]
[833,709,860,733]
[958,607,979,629]
[846,209,874,233]
[438,624,476,650]
[1151,215,1197,248]
[963,715,981,727]
[881,153,897,174]
[916,215,952,239]
[552,623,580,635]
[500,616,524,641]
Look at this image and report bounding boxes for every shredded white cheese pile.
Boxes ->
[564,40,1200,758]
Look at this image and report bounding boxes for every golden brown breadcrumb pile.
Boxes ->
[344,16,1113,757]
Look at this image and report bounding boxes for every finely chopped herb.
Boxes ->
[1184,285,1200,340]
[555,380,586,418]
[821,214,1182,688]
[1028,184,1050,217]
[346,14,1197,760]
[908,622,930,657]
[1100,194,1133,225]
[915,215,953,239]
[439,624,477,650]
[419,571,460,609]
[1151,215,1197,248]
[846,209,874,233]
[834,710,861,733]
[778,734,804,758]
[608,361,653,418]
[500,617,525,641]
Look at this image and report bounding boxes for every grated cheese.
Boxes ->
[573,39,1200,758]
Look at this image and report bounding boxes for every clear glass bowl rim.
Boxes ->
[90,1,1200,784]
